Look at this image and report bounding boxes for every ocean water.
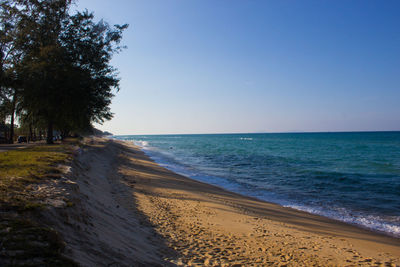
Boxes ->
[114,132,400,237]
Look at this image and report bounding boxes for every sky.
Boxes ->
[75,0,400,135]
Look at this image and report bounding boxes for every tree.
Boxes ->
[1,0,127,144]
[0,1,24,143]
[55,10,127,137]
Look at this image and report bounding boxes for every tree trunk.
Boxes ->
[8,115,14,144]
[61,129,68,140]
[46,121,54,144]
[33,127,37,141]
[3,125,7,143]
[8,92,17,144]
[2,120,7,142]
[29,123,33,142]
[8,111,15,144]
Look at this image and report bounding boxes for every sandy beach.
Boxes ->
[53,138,400,266]
[3,1,398,266]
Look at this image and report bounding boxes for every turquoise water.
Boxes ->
[115,132,400,237]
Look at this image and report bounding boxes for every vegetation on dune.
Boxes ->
[0,140,80,266]
[0,0,127,144]
[0,146,69,179]
[0,144,72,208]
[0,219,78,266]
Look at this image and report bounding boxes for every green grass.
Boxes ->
[0,142,80,266]
[0,145,72,209]
[0,145,70,179]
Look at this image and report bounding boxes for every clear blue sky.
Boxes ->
[75,0,400,135]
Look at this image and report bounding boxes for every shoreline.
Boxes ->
[57,138,399,266]
[129,138,399,239]
[128,140,400,240]
[116,139,400,265]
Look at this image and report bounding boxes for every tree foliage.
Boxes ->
[0,0,127,143]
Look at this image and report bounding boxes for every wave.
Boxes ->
[133,140,149,147]
[286,204,400,237]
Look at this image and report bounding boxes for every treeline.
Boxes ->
[0,0,127,144]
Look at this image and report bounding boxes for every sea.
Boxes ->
[114,132,400,237]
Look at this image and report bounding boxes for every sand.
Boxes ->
[50,138,400,266]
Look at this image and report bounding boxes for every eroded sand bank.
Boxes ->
[57,138,400,266]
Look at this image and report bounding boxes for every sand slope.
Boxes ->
[44,138,175,266]
[51,138,399,266]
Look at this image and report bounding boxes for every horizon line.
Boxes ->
[111,130,400,136]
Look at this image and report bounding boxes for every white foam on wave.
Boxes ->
[285,204,400,238]
[240,137,253,141]
[133,140,149,148]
